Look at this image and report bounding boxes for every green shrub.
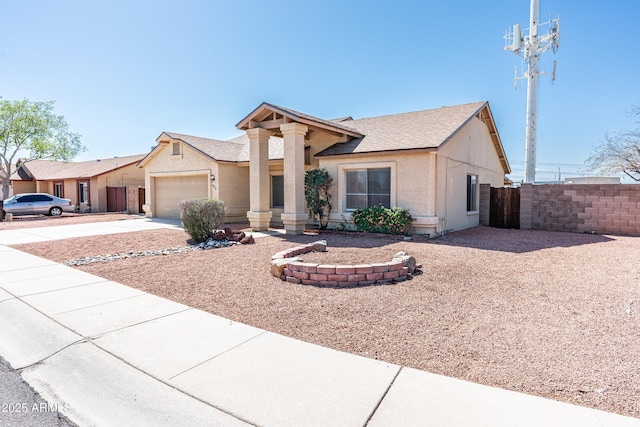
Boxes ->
[351,205,413,235]
[304,168,332,229]
[179,198,225,243]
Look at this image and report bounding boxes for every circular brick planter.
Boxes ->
[270,241,409,287]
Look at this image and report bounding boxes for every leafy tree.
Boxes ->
[304,168,332,229]
[585,106,640,182]
[0,99,85,199]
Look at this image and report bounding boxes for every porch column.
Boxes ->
[280,122,308,234]
[246,127,272,230]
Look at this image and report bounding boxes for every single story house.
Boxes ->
[140,101,510,235]
[11,154,146,213]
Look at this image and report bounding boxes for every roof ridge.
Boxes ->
[349,101,487,122]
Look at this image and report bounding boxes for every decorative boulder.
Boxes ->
[310,240,328,252]
[270,257,303,277]
[240,235,255,245]
[392,251,417,274]
[211,230,226,241]
[224,227,246,242]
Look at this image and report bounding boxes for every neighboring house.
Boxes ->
[11,154,146,213]
[4,165,32,197]
[141,101,510,235]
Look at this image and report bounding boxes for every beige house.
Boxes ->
[141,101,510,235]
[11,154,146,213]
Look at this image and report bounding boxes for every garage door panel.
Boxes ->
[155,176,208,219]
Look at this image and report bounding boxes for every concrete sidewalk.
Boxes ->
[1,222,639,426]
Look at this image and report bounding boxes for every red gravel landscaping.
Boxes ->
[11,225,640,419]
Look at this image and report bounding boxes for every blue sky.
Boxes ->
[1,1,639,183]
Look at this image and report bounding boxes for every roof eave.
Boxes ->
[236,102,364,139]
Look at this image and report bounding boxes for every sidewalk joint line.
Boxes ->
[88,339,259,426]
[51,292,147,315]
[364,366,403,427]
[9,278,110,298]
[168,330,268,380]
[87,307,193,339]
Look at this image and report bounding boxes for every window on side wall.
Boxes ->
[467,174,478,212]
[345,168,391,210]
[172,141,181,156]
[271,175,284,208]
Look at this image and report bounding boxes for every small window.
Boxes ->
[172,141,181,156]
[467,174,478,212]
[78,182,89,203]
[33,195,53,202]
[54,182,64,198]
[271,175,284,208]
[345,168,391,210]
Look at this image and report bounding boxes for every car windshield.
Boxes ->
[4,196,16,203]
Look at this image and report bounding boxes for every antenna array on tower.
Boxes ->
[504,0,560,183]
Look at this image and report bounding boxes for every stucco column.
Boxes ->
[280,122,308,234]
[246,127,272,230]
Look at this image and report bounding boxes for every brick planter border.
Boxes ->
[271,243,408,287]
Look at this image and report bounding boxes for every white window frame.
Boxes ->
[337,161,396,213]
[467,174,478,213]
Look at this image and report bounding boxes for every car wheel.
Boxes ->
[49,207,63,216]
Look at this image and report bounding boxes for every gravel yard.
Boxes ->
[12,226,640,418]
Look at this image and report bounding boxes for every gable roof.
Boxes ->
[137,131,284,167]
[16,154,146,181]
[315,101,510,174]
[236,102,364,138]
[140,101,510,174]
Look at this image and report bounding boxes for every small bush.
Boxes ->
[351,205,413,235]
[179,198,225,243]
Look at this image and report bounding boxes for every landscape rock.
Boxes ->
[64,239,241,266]
[240,235,255,244]
[270,257,303,277]
[211,230,226,240]
[310,240,328,252]
[225,227,246,242]
[392,251,417,274]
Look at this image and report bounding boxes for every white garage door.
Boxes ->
[154,175,209,219]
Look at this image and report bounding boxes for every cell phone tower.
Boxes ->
[504,0,560,183]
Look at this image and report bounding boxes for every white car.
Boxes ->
[2,193,75,217]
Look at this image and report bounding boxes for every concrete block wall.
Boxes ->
[520,183,640,235]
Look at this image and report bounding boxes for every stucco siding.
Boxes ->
[319,151,437,233]
[218,163,250,222]
[141,142,216,217]
[436,115,507,232]
[12,181,35,195]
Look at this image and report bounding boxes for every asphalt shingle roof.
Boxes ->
[163,132,284,162]
[18,154,147,180]
[315,102,487,156]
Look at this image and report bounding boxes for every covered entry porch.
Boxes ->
[236,103,363,235]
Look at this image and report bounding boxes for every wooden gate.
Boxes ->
[490,187,520,229]
[107,187,127,212]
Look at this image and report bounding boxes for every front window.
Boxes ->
[172,141,181,156]
[54,182,64,198]
[271,175,284,208]
[345,168,391,210]
[78,182,89,203]
[467,174,478,212]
